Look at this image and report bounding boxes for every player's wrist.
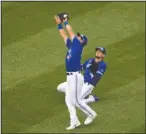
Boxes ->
[64,21,69,26]
[58,24,63,30]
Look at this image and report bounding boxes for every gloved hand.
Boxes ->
[57,13,69,22]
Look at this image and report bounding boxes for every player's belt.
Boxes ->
[67,72,73,75]
[67,71,81,75]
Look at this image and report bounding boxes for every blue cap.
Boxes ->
[95,47,106,55]
[77,32,88,46]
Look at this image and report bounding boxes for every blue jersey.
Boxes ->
[83,58,107,86]
[65,37,83,72]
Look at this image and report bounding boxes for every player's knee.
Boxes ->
[74,98,81,106]
[57,84,61,92]
[57,84,66,93]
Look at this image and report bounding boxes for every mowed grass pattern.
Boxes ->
[2,2,145,133]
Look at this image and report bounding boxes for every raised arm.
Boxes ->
[82,59,90,70]
[54,15,67,43]
[63,18,75,40]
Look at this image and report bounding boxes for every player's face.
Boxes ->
[96,50,104,58]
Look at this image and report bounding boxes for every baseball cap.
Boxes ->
[95,47,106,55]
[77,32,88,46]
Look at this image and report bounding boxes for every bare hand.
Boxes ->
[54,15,61,24]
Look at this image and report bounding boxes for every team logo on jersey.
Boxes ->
[86,63,91,68]
[67,49,72,60]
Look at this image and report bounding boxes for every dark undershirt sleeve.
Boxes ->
[90,73,102,86]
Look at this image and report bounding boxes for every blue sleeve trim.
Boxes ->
[58,24,63,30]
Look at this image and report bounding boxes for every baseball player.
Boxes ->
[80,47,107,104]
[58,47,107,104]
[54,13,97,130]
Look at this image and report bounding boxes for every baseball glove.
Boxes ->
[89,60,99,76]
[58,13,69,22]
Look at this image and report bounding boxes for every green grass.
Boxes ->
[2,1,145,133]
[2,2,108,46]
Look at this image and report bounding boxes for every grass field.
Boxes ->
[2,1,145,133]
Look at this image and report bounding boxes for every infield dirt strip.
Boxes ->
[2,2,145,133]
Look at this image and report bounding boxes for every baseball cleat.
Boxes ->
[84,113,97,125]
[93,95,99,102]
[66,121,81,130]
[66,125,76,130]
[89,95,99,102]
[76,120,81,127]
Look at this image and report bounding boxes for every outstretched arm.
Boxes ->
[54,15,67,43]
[90,63,107,86]
[63,19,75,40]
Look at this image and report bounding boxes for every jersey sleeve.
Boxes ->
[65,38,72,48]
[96,63,107,76]
[90,63,106,86]
[90,73,102,86]
[83,58,92,70]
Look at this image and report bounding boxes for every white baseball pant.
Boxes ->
[57,72,96,125]
[58,79,95,104]
[80,83,95,104]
